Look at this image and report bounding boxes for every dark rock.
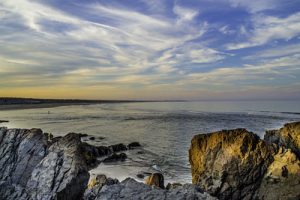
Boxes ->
[90,136,96,140]
[0,120,9,123]
[108,143,127,152]
[137,174,145,179]
[79,133,88,138]
[145,173,165,189]
[97,146,112,156]
[103,153,127,163]
[127,142,141,149]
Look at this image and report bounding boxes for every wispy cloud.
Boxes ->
[0,0,299,100]
[227,12,300,49]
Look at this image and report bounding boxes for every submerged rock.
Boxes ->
[127,142,141,149]
[108,143,128,152]
[103,153,127,163]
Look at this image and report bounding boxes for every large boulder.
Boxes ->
[26,133,90,200]
[189,129,277,200]
[0,128,92,200]
[265,121,300,159]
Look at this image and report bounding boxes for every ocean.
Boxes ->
[1,100,300,183]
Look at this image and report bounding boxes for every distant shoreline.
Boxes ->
[0,97,185,111]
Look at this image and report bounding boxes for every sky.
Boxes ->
[0,0,300,100]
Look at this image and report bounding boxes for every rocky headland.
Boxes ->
[0,121,299,200]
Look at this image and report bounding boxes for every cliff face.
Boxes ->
[189,122,300,200]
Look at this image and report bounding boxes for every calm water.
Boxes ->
[1,101,300,183]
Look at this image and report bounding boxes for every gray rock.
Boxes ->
[0,128,48,186]
[91,178,216,200]
[26,133,90,200]
[0,128,92,200]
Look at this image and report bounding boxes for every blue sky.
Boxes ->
[0,0,300,100]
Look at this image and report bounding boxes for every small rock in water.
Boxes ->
[89,136,95,140]
[137,174,145,179]
[0,120,9,123]
[103,153,127,163]
[109,143,128,152]
[145,173,165,189]
[128,142,141,149]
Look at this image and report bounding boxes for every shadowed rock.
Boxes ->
[265,121,300,159]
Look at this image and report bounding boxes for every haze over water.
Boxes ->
[1,100,300,183]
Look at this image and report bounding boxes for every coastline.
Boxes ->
[0,122,299,199]
[0,103,93,111]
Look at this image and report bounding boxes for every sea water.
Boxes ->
[1,101,300,183]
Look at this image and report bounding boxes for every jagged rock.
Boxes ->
[0,182,31,200]
[0,128,93,200]
[91,178,216,200]
[189,129,277,200]
[145,173,165,189]
[0,128,48,186]
[258,148,300,200]
[103,153,127,163]
[127,142,141,149]
[265,121,300,158]
[26,133,90,200]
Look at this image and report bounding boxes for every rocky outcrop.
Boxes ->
[0,127,139,200]
[189,129,276,200]
[265,121,300,158]
[0,128,91,200]
[189,122,300,200]
[90,178,216,200]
